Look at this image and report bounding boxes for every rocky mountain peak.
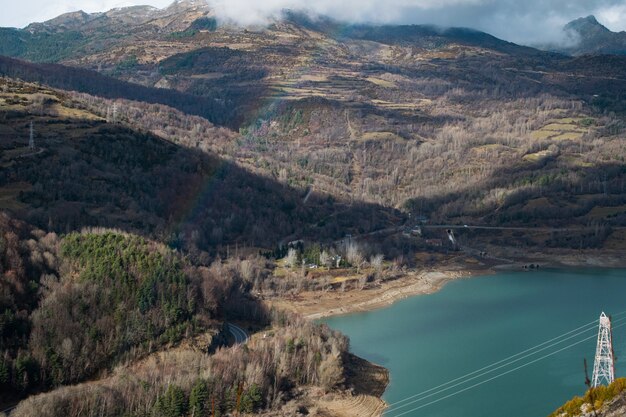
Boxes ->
[564,15,610,36]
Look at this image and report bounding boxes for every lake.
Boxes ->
[322,269,626,417]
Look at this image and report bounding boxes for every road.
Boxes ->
[332,224,584,246]
[226,323,249,344]
[426,225,578,232]
[0,405,17,416]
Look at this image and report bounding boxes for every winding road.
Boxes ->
[336,223,626,244]
[226,323,249,344]
[0,404,17,416]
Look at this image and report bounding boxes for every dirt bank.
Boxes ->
[267,249,626,417]
[315,353,390,417]
[269,249,626,320]
[268,255,491,320]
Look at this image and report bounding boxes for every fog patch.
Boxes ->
[209,0,626,46]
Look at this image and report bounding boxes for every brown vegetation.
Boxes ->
[2,7,626,414]
[11,315,349,417]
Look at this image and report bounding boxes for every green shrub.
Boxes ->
[549,378,626,417]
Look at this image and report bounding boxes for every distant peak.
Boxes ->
[581,15,600,25]
[565,15,610,34]
[168,0,206,7]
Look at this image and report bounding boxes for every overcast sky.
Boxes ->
[2,0,626,45]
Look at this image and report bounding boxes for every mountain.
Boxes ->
[0,0,211,62]
[281,10,546,57]
[560,15,626,55]
[24,0,209,34]
[1,2,626,245]
[0,75,392,413]
[2,2,626,416]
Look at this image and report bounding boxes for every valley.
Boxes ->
[1,1,626,416]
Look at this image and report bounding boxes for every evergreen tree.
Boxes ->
[154,384,187,417]
[240,384,263,413]
[189,379,209,416]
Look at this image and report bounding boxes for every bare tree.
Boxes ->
[285,248,298,269]
[319,250,331,270]
[370,253,384,278]
[346,242,365,273]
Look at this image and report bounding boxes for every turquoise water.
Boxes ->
[322,269,626,417]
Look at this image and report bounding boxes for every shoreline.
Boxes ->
[304,268,481,320]
[267,249,626,417]
[266,268,478,321]
[269,249,626,321]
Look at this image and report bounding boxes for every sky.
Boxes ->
[2,0,626,45]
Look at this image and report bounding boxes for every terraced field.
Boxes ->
[531,117,590,141]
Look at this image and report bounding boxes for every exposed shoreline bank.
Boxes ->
[304,269,477,320]
[270,249,626,321]
[269,249,626,417]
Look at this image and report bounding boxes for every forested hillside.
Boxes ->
[0,218,357,415]
[0,76,393,414]
[2,3,626,251]
[0,78,395,256]
[1,2,626,415]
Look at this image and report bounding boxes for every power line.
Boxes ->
[385,319,604,414]
[386,312,626,413]
[386,317,596,409]
[386,320,626,417]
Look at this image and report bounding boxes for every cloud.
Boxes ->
[210,0,487,27]
[210,0,626,45]
[2,0,626,44]
[595,4,626,31]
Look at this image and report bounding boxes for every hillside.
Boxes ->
[0,77,396,409]
[0,77,396,255]
[549,379,626,417]
[1,3,626,415]
[0,215,373,415]
[559,16,626,56]
[1,2,626,249]
[0,0,210,62]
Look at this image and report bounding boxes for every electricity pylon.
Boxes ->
[591,312,615,387]
[29,121,35,150]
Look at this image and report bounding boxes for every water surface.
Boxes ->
[322,269,626,417]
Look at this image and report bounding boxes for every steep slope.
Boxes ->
[0,215,359,415]
[2,1,626,250]
[560,16,626,56]
[0,77,395,255]
[0,0,211,62]
[0,55,236,126]
[0,75,397,413]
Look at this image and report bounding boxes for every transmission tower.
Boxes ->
[591,312,615,387]
[29,121,35,150]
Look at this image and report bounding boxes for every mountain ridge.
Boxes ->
[2,1,626,232]
[0,1,561,65]
[558,15,626,55]
[7,3,626,59]
[1,2,626,415]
